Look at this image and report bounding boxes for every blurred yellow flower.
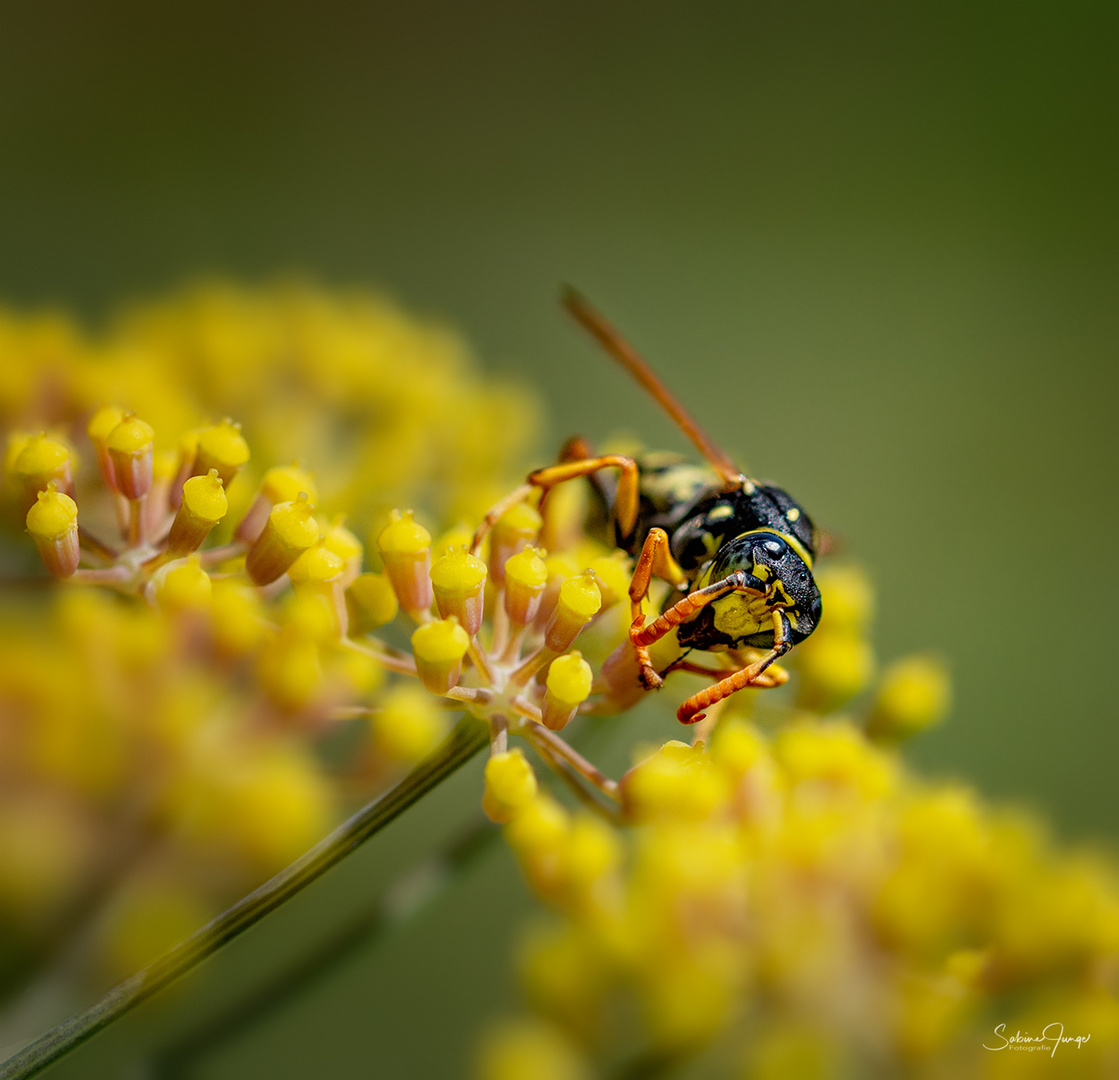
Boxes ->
[2,280,1117,1080]
[0,281,540,1001]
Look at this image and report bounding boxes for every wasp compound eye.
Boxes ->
[762,537,786,559]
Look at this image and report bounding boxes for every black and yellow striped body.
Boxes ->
[592,451,823,652]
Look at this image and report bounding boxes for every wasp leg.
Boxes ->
[626,527,688,688]
[528,455,640,538]
[470,482,537,553]
[471,454,640,556]
[628,533,766,690]
[667,648,783,683]
[670,654,788,689]
[470,439,589,555]
[676,610,792,724]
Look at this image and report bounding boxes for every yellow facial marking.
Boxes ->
[711,592,769,640]
[769,579,793,607]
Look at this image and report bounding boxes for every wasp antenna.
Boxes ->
[561,287,745,490]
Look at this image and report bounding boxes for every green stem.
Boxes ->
[0,714,489,1080]
[150,820,497,1079]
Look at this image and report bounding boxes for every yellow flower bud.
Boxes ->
[107,414,155,500]
[288,544,346,635]
[371,684,450,763]
[186,746,332,871]
[86,404,125,445]
[504,794,573,899]
[3,432,31,484]
[504,795,569,862]
[166,469,227,555]
[152,449,178,482]
[288,543,345,586]
[816,563,875,634]
[777,720,896,799]
[287,543,346,634]
[86,405,125,490]
[156,555,212,611]
[542,652,593,731]
[25,483,79,578]
[12,433,72,508]
[321,517,363,580]
[432,522,474,560]
[477,1020,588,1080]
[100,884,213,983]
[483,748,539,823]
[346,572,399,633]
[245,493,319,585]
[561,813,622,894]
[504,546,547,627]
[544,571,601,653]
[867,655,951,742]
[795,630,876,712]
[411,617,470,694]
[224,748,331,870]
[237,463,319,545]
[430,548,487,635]
[534,551,582,630]
[709,717,769,779]
[191,418,250,486]
[283,590,339,643]
[261,463,319,507]
[489,502,542,585]
[167,428,201,511]
[258,625,323,711]
[621,741,729,825]
[210,580,267,656]
[587,551,631,609]
[377,510,433,619]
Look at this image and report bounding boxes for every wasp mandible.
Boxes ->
[476,288,823,725]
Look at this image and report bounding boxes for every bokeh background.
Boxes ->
[1,2,1116,1076]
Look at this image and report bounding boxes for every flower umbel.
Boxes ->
[2,283,1118,1080]
[0,285,542,1023]
[481,566,1119,1080]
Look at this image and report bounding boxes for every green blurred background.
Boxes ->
[1,2,1116,1076]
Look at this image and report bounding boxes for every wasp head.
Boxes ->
[678,529,822,651]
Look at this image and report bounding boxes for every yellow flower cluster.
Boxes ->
[0,590,338,981]
[2,393,639,994]
[481,572,1119,1079]
[4,282,1118,1080]
[1,280,537,531]
[367,500,634,814]
[0,284,541,994]
[0,282,660,1011]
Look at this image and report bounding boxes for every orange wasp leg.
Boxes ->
[676,609,793,725]
[627,528,766,690]
[471,483,535,554]
[667,659,788,690]
[472,454,640,556]
[528,455,640,538]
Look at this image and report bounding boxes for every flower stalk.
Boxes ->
[0,714,489,1080]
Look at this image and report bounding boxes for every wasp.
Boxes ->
[476,288,822,725]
